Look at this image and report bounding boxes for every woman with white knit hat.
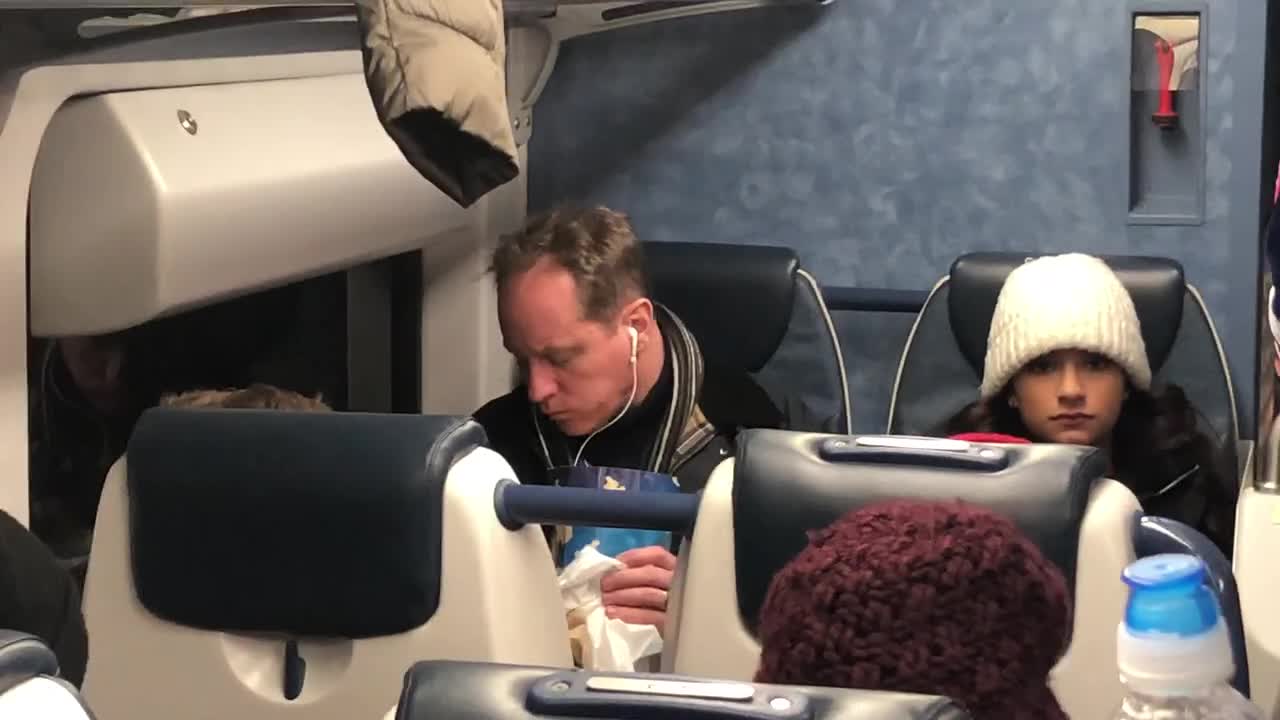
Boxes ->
[943,253,1234,554]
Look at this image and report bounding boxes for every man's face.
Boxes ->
[498,258,635,437]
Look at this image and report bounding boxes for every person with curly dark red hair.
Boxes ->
[754,499,1071,720]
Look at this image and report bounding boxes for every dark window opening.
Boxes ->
[27,251,423,562]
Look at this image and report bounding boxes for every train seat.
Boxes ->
[0,631,93,719]
[644,241,852,434]
[391,659,973,720]
[81,408,571,720]
[663,431,1248,718]
[664,429,1138,720]
[888,251,1242,480]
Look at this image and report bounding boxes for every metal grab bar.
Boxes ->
[493,481,699,533]
[820,286,929,314]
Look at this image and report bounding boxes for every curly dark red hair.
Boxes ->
[754,499,1071,720]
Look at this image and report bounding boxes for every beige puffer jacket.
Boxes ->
[354,0,518,208]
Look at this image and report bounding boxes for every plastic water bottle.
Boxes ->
[1114,554,1264,720]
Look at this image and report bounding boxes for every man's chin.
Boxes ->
[551,416,595,437]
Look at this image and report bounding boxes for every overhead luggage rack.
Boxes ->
[0,0,832,62]
[0,0,829,27]
[0,0,825,10]
[25,73,468,336]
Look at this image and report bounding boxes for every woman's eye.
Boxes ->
[1027,358,1055,374]
[1084,354,1111,370]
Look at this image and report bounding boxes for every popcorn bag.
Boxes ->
[549,464,680,566]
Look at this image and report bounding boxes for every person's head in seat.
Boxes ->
[754,499,1070,720]
[46,385,330,591]
[479,205,782,481]
[160,384,331,411]
[476,206,785,635]
[942,253,1233,553]
[490,206,656,438]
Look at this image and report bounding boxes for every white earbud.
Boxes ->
[569,325,640,467]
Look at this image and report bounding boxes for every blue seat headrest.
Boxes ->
[126,408,485,638]
[730,430,1104,635]
[644,241,798,373]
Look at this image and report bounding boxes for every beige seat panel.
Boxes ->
[0,677,96,720]
[82,410,571,720]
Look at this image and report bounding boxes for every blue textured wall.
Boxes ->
[530,0,1266,435]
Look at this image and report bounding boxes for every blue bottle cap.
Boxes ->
[1122,554,1220,637]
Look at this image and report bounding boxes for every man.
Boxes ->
[474,206,788,634]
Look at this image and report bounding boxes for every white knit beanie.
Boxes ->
[980,254,1151,398]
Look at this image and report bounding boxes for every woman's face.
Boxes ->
[1009,349,1127,447]
[57,336,127,416]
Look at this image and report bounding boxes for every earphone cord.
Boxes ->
[572,353,639,467]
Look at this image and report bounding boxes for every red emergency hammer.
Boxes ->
[1152,36,1178,129]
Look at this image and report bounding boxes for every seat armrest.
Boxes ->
[0,632,58,679]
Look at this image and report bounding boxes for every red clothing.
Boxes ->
[949,432,1031,445]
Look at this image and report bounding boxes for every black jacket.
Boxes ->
[0,510,88,687]
[474,357,786,495]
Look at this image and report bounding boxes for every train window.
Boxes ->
[27,250,423,559]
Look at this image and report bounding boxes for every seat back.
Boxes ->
[663,429,1141,720]
[81,408,571,720]
[394,660,973,719]
[644,241,851,433]
[888,253,1240,471]
[0,632,93,720]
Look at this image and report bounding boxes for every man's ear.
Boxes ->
[620,298,655,347]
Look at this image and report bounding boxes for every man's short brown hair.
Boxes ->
[160,383,331,411]
[490,206,649,322]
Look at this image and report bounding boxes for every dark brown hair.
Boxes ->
[489,206,649,323]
